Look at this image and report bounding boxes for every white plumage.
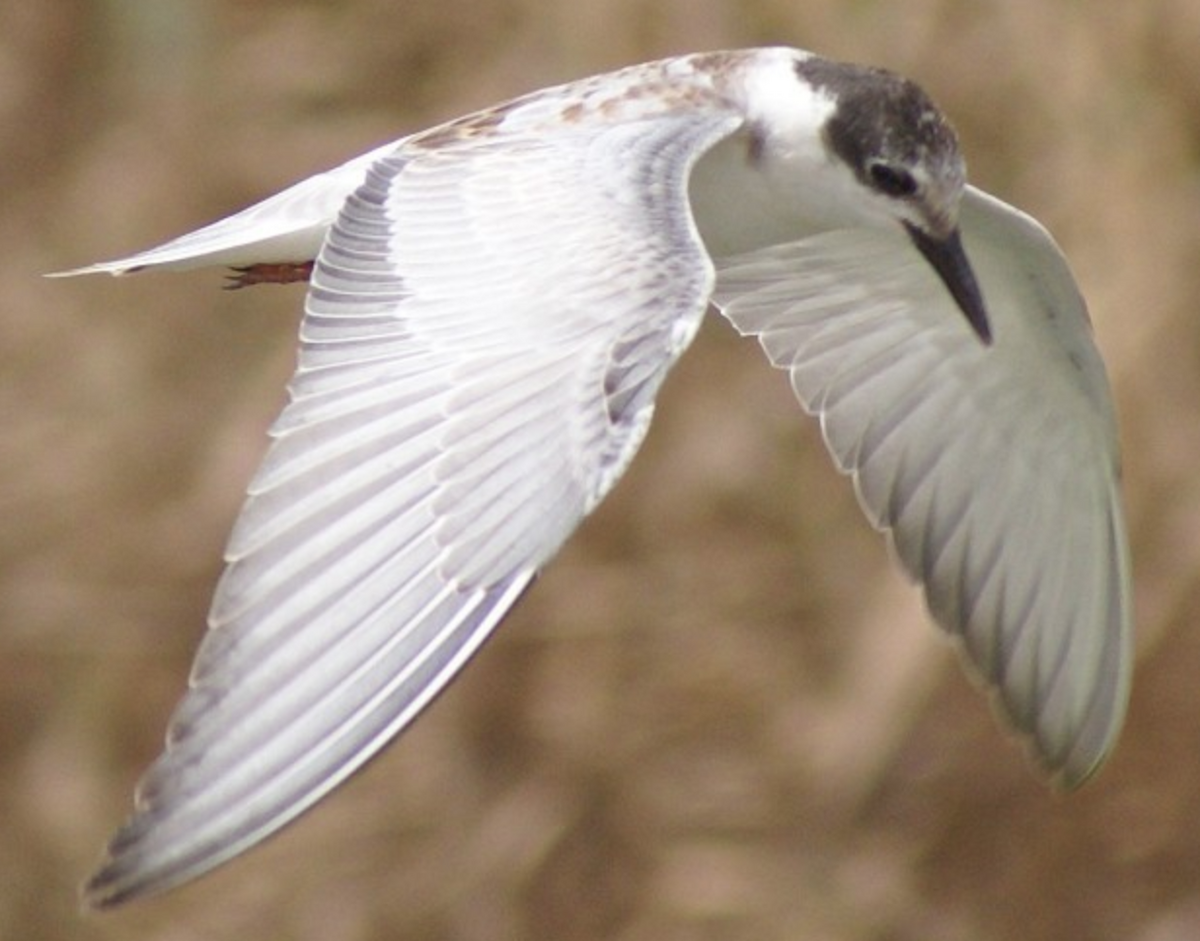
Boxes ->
[55,47,1130,907]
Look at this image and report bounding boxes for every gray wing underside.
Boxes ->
[85,109,742,907]
[714,186,1131,787]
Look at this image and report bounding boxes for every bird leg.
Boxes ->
[224,261,315,289]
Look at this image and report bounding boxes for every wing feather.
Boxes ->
[85,105,742,906]
[714,186,1131,786]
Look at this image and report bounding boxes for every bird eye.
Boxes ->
[868,162,919,198]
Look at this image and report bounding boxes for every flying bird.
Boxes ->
[54,47,1132,907]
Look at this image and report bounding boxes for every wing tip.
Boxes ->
[1036,686,1130,792]
[81,867,180,913]
[931,604,1130,793]
[80,862,132,912]
[990,653,1129,793]
[79,819,226,911]
[80,844,155,911]
[79,816,174,910]
[1033,732,1113,793]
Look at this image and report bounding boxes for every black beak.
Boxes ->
[904,222,992,345]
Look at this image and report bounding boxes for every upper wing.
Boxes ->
[713,186,1131,787]
[85,108,743,906]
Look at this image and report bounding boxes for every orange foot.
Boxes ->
[224,261,315,289]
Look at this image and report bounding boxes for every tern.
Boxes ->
[55,47,1131,907]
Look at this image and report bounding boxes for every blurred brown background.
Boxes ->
[6,1,1200,939]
